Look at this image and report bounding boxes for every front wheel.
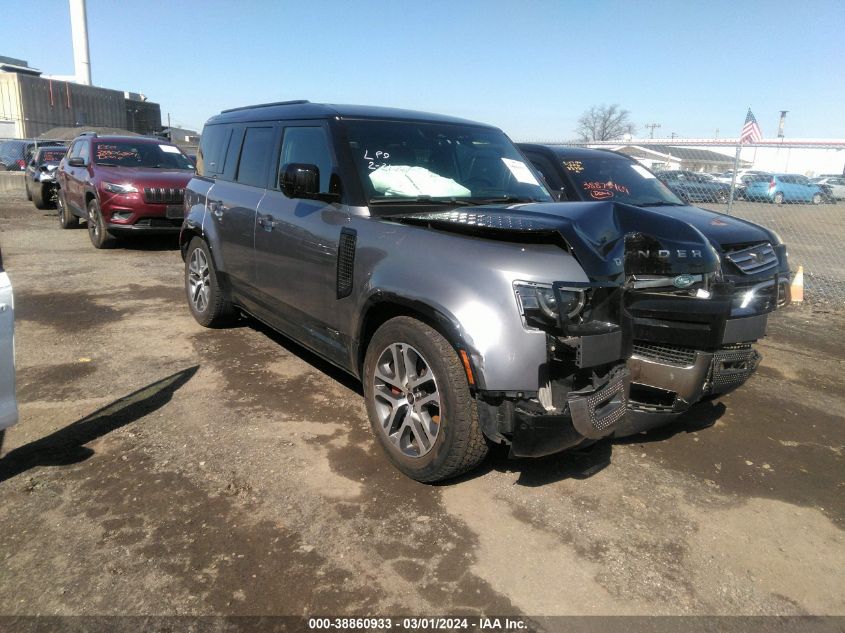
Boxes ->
[811,193,822,205]
[32,186,48,210]
[363,316,489,482]
[184,237,235,327]
[25,180,32,201]
[87,198,115,248]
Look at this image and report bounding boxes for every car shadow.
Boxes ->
[244,316,364,396]
[0,365,198,483]
[447,399,728,487]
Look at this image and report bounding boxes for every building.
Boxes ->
[0,57,162,139]
[604,144,749,172]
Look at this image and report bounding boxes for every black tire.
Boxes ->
[32,186,48,210]
[716,189,729,203]
[811,193,822,205]
[25,180,32,201]
[184,237,235,327]
[773,191,785,205]
[363,316,489,482]
[57,190,78,228]
[86,198,115,248]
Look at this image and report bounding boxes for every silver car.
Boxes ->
[180,102,735,482]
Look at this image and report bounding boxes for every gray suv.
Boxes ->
[181,101,733,482]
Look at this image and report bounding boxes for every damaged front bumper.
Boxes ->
[615,342,762,435]
[477,365,631,458]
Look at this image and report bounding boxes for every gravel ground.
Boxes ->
[0,193,843,618]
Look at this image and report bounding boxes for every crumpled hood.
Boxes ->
[388,201,721,281]
[638,203,774,250]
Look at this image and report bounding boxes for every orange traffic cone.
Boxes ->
[790,265,804,303]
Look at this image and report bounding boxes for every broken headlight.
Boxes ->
[514,282,585,329]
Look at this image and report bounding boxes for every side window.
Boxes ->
[278,126,334,193]
[197,124,232,176]
[235,126,274,188]
[79,141,90,164]
[220,128,244,182]
[67,140,81,159]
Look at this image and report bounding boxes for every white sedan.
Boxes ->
[0,251,17,449]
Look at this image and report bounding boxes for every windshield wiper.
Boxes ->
[636,200,685,207]
[369,196,475,206]
[475,196,543,204]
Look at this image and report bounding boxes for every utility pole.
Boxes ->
[645,123,661,139]
[778,111,788,138]
[670,132,677,140]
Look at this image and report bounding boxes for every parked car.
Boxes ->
[56,133,195,248]
[0,245,18,451]
[0,139,66,171]
[743,173,825,204]
[181,101,739,482]
[518,144,789,431]
[24,145,68,209]
[656,170,732,203]
[810,176,845,200]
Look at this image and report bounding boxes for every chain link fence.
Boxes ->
[527,140,845,306]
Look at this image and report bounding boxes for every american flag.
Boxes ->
[740,108,762,144]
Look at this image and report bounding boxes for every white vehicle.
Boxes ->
[811,176,845,200]
[0,248,17,449]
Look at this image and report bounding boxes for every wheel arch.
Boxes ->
[355,294,484,391]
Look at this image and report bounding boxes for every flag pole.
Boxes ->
[726,143,741,215]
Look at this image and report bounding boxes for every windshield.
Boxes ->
[563,157,684,205]
[93,141,193,169]
[341,120,552,203]
[39,149,67,163]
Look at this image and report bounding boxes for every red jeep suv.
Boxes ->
[57,133,194,248]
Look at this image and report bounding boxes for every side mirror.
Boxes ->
[68,157,85,167]
[280,163,319,198]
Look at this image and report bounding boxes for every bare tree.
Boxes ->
[575,104,636,141]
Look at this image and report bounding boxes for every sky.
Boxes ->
[2,0,844,140]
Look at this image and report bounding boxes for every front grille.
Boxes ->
[632,343,697,367]
[724,242,778,275]
[143,187,184,205]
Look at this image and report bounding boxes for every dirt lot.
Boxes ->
[0,193,843,618]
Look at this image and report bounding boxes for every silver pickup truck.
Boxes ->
[180,101,739,482]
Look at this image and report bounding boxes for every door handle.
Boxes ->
[257,214,275,232]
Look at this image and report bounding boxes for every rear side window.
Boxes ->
[278,126,334,193]
[236,126,274,187]
[197,124,232,176]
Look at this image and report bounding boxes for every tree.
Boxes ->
[575,104,636,142]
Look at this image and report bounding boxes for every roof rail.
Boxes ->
[77,131,98,137]
[221,100,310,114]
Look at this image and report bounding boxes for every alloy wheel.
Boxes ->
[188,247,211,313]
[372,343,441,457]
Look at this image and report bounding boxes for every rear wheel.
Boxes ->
[87,198,115,248]
[58,190,78,228]
[363,316,489,482]
[716,189,729,203]
[184,237,235,327]
[773,191,785,205]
